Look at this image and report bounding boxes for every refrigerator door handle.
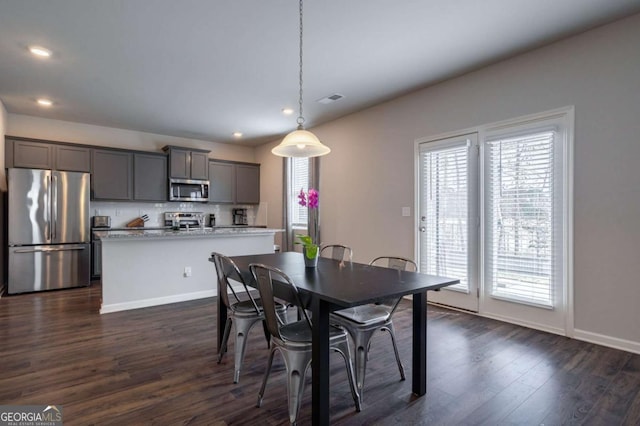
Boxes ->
[45,174,51,242]
[52,174,58,241]
[14,246,88,254]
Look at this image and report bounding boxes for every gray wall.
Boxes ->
[256,13,640,349]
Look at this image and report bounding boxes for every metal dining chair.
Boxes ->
[211,252,287,383]
[320,244,353,262]
[250,263,361,425]
[330,256,417,400]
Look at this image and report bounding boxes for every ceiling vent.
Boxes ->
[316,93,345,104]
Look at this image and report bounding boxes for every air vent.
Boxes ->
[316,93,345,104]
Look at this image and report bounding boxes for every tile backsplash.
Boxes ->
[91,201,268,228]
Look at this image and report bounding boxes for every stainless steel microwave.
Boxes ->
[169,178,210,202]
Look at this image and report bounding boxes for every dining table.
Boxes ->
[222,251,459,426]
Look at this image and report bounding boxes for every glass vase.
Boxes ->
[303,246,319,268]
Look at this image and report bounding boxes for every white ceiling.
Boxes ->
[1,1,639,146]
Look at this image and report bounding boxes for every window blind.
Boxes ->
[290,157,309,228]
[420,142,469,292]
[485,130,556,307]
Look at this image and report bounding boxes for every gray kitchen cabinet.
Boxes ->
[235,164,260,204]
[91,149,133,200]
[164,146,210,180]
[10,139,54,169]
[190,151,209,180]
[55,145,91,172]
[7,138,91,172]
[169,148,189,179]
[208,161,235,203]
[134,153,167,201]
[208,161,260,204]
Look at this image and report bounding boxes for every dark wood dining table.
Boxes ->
[222,251,459,426]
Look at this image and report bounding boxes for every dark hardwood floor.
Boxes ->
[1,283,639,425]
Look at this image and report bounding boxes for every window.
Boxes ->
[289,157,309,229]
[484,121,565,308]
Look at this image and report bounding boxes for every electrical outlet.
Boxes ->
[115,209,121,217]
[184,266,192,277]
[402,207,411,217]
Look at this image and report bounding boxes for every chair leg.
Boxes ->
[332,340,362,412]
[217,317,233,363]
[282,348,312,425]
[257,346,277,407]
[262,320,271,349]
[381,323,406,381]
[350,328,377,401]
[233,317,262,383]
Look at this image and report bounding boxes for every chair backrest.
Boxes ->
[369,256,417,272]
[211,252,260,314]
[249,263,312,341]
[320,244,353,261]
[369,256,418,317]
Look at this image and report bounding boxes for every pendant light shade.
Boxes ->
[271,0,331,158]
[272,128,331,158]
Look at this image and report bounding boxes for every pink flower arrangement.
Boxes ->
[297,188,320,259]
[298,188,319,209]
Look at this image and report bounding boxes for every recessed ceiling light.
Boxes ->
[29,46,51,58]
[282,108,294,115]
[233,132,243,138]
[37,98,53,107]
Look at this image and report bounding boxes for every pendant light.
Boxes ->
[272,0,331,158]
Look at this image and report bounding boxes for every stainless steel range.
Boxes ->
[164,212,206,230]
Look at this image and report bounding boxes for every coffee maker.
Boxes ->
[232,208,248,225]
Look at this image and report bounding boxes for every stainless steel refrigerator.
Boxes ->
[8,168,91,294]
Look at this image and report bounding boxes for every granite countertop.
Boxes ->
[95,227,283,240]
[94,225,268,231]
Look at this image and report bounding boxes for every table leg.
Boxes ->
[311,297,330,426]
[412,291,427,396]
[217,295,227,352]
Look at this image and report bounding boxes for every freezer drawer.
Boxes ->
[8,244,90,294]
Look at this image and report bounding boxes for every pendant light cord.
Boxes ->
[297,0,305,129]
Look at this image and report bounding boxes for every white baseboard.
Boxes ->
[100,289,216,314]
[428,301,640,355]
[480,311,566,336]
[573,328,640,355]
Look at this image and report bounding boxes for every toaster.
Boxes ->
[92,215,111,228]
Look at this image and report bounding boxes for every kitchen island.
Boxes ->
[97,227,282,314]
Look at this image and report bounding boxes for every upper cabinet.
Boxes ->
[6,137,255,204]
[209,161,235,203]
[133,153,168,201]
[163,146,210,180]
[91,149,133,200]
[55,145,91,172]
[235,164,260,204]
[209,161,260,204]
[6,138,91,172]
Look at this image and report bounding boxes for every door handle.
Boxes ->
[14,246,86,254]
[46,174,52,242]
[52,174,58,241]
[419,226,426,232]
